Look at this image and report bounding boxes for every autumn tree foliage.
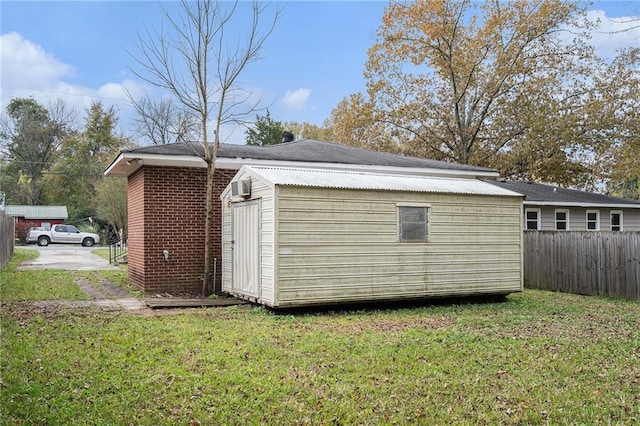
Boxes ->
[601,49,640,198]
[281,120,334,142]
[330,0,640,189]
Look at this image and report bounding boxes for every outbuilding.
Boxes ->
[221,166,524,308]
[3,205,68,230]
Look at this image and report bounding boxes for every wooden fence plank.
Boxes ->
[524,231,640,301]
[0,211,15,270]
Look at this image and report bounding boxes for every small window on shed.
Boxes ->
[398,206,428,242]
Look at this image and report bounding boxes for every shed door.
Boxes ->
[231,200,260,298]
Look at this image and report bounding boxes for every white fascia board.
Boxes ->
[106,152,499,179]
[524,200,640,209]
[104,153,125,176]
[104,152,207,176]
[215,158,499,179]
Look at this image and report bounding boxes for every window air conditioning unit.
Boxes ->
[231,178,251,198]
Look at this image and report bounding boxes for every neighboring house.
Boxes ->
[105,138,522,297]
[3,205,68,230]
[221,166,523,308]
[486,180,640,231]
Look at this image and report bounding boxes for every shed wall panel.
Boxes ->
[221,171,276,305]
[274,187,522,307]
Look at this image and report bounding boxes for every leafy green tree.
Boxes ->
[0,98,74,204]
[245,110,284,146]
[94,176,128,238]
[46,102,129,220]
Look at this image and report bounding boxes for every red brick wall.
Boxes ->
[127,165,236,294]
[127,169,145,290]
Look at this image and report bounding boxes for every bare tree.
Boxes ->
[131,0,280,296]
[129,93,198,145]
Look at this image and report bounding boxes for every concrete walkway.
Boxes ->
[31,274,148,312]
[75,275,147,311]
[33,298,147,311]
[15,245,146,311]
[18,245,118,271]
[16,245,245,312]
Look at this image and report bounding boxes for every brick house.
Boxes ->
[105,139,501,295]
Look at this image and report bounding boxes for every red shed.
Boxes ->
[3,205,68,230]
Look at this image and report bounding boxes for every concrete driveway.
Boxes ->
[17,245,119,271]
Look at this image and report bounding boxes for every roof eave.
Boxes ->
[105,151,499,179]
[524,200,640,209]
[216,158,498,178]
[104,152,208,177]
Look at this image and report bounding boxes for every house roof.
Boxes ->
[230,166,523,197]
[485,180,640,209]
[105,139,498,179]
[3,205,69,219]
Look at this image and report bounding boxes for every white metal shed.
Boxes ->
[221,166,524,308]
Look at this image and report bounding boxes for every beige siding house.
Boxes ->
[486,180,640,231]
[221,166,523,308]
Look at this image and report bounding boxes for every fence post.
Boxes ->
[0,211,15,270]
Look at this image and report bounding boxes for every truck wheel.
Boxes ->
[37,236,50,247]
[82,238,95,247]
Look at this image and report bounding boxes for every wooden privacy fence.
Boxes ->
[0,211,15,270]
[524,231,640,300]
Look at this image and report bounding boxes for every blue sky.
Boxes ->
[1,0,639,145]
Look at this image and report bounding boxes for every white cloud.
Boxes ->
[280,88,311,111]
[0,32,143,134]
[0,32,75,92]
[586,10,640,60]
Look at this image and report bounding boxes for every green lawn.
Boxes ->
[1,249,639,424]
[0,249,88,302]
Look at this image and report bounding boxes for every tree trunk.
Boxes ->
[202,159,216,297]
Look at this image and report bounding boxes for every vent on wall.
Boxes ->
[231,178,251,198]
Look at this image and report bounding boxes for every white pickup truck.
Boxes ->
[26,225,100,247]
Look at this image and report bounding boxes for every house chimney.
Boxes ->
[282,131,295,143]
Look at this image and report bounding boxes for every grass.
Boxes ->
[0,249,88,302]
[1,250,639,424]
[91,248,111,261]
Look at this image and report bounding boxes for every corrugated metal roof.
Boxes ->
[3,205,68,219]
[246,167,522,197]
